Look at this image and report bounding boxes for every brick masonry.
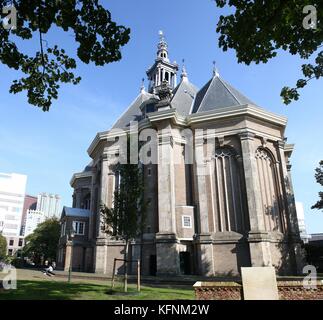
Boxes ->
[194,281,323,300]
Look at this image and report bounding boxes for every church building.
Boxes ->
[57,32,304,276]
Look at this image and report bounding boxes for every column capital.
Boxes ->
[101,153,108,161]
[238,131,255,141]
[275,140,285,149]
[158,134,173,147]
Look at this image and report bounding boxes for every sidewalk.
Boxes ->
[18,268,240,285]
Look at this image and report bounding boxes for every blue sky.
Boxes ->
[0,0,322,233]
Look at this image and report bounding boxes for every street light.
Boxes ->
[68,228,75,283]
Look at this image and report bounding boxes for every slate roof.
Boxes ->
[171,78,198,116]
[191,75,256,114]
[112,91,156,129]
[111,75,256,128]
[83,161,93,172]
[61,206,91,219]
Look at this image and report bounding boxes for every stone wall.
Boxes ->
[194,281,323,300]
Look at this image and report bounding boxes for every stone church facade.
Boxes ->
[57,33,304,276]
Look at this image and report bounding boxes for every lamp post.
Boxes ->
[68,228,75,283]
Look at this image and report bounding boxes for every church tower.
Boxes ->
[146,31,179,94]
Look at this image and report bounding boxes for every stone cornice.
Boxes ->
[87,104,287,158]
[70,171,93,187]
[187,104,288,127]
[87,131,109,157]
[147,108,186,126]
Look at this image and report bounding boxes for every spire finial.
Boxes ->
[157,30,169,61]
[181,58,188,80]
[140,78,145,93]
[159,30,164,41]
[213,61,220,77]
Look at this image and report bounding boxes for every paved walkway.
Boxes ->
[6,268,309,286]
[12,268,240,285]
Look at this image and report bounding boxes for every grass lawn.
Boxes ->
[0,279,195,300]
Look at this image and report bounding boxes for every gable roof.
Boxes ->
[191,75,256,114]
[171,78,198,116]
[112,91,156,129]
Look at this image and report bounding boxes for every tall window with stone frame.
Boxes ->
[211,147,246,233]
[255,147,284,232]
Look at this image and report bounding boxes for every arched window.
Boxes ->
[212,147,246,233]
[255,148,283,232]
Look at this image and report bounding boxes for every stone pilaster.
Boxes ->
[75,189,82,208]
[276,141,305,274]
[193,135,214,276]
[93,238,108,273]
[157,124,176,234]
[97,153,109,238]
[276,141,299,235]
[239,131,272,267]
[89,166,97,240]
[155,123,179,275]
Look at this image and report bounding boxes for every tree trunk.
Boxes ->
[124,239,129,292]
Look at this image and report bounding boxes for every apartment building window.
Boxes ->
[9,239,14,246]
[5,224,18,230]
[182,216,192,228]
[8,249,13,256]
[5,215,15,220]
[18,239,23,247]
[73,221,85,235]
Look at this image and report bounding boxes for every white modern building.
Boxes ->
[24,209,46,237]
[296,202,310,243]
[0,172,27,255]
[36,193,61,218]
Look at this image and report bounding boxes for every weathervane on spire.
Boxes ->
[140,78,145,93]
[181,58,188,79]
[213,60,220,77]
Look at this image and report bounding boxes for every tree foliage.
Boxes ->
[100,159,148,243]
[312,160,323,211]
[215,0,323,104]
[0,233,7,259]
[23,218,60,264]
[0,0,130,110]
[100,135,148,291]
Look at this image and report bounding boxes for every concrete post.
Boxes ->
[64,242,72,272]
